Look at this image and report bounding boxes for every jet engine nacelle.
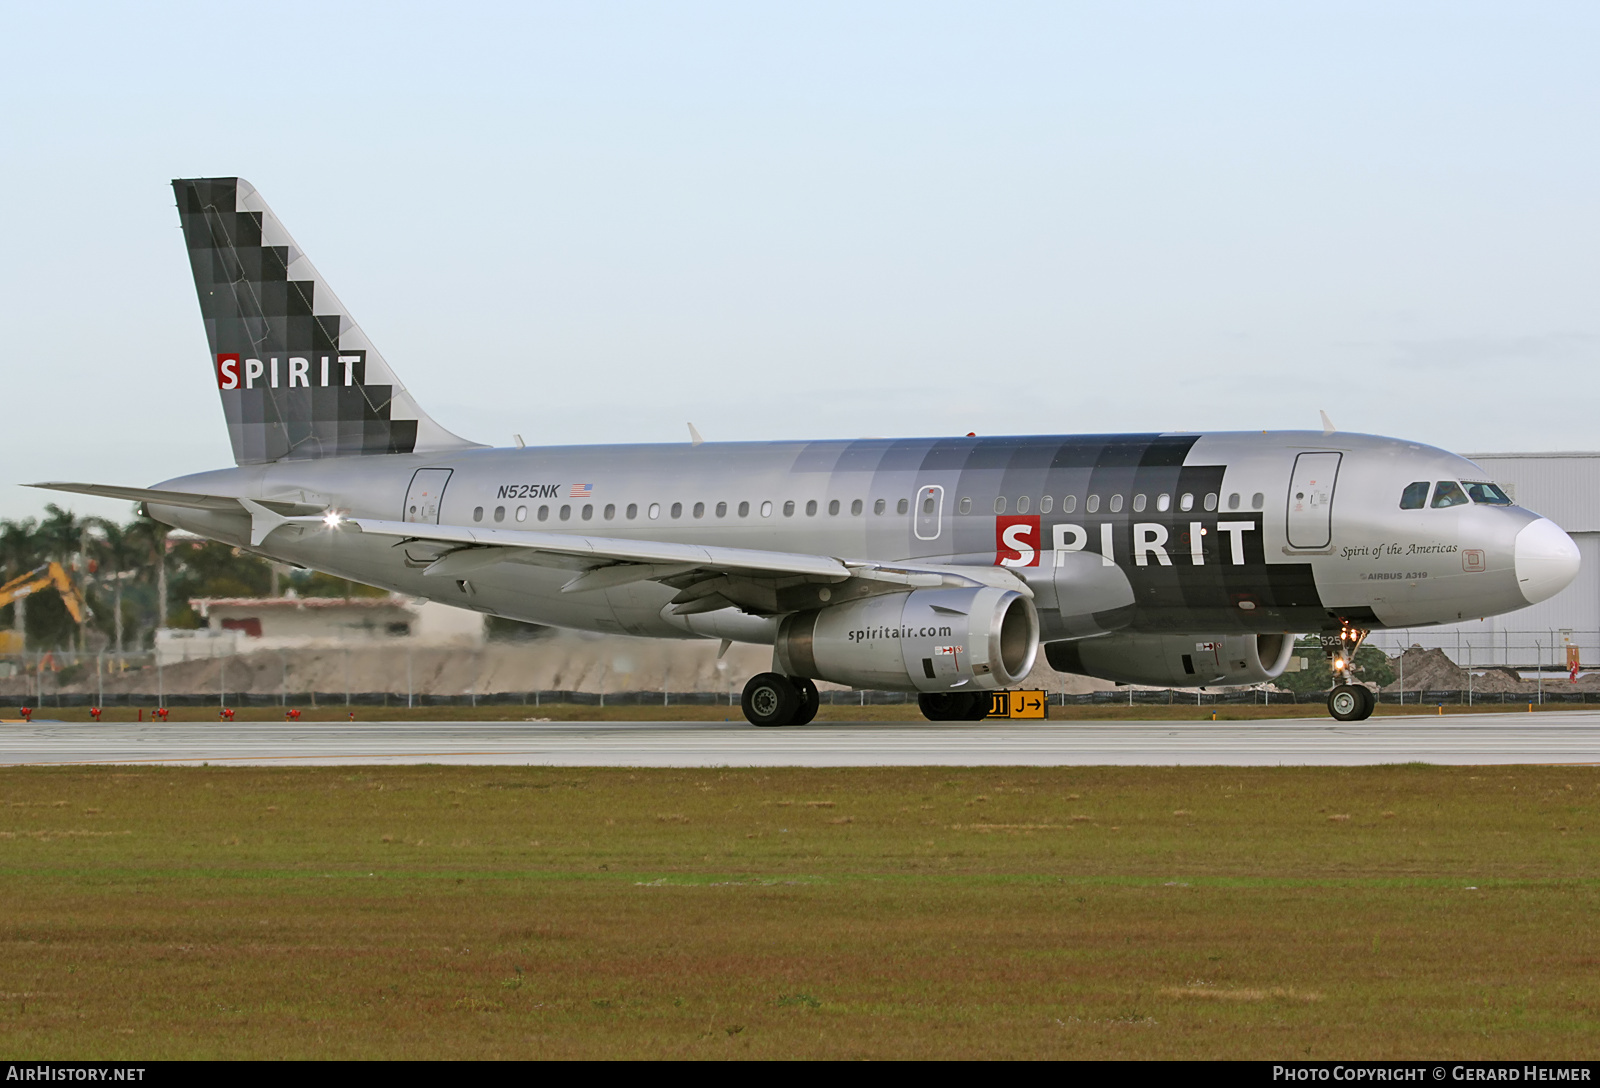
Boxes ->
[1044,632,1295,687]
[774,586,1039,693]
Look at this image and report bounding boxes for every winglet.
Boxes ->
[238,498,289,547]
[688,423,705,447]
[1320,410,1336,436]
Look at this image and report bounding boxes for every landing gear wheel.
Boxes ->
[789,677,820,725]
[1328,683,1374,722]
[964,692,993,721]
[918,692,979,722]
[1358,684,1376,718]
[742,673,799,727]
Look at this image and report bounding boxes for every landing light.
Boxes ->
[323,511,344,528]
[1334,657,1345,669]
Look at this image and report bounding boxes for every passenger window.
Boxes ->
[1431,481,1470,509]
[1227,493,1240,510]
[1063,495,1077,514]
[1251,493,1264,510]
[671,502,683,518]
[1204,493,1218,512]
[784,501,796,517]
[648,503,660,520]
[582,504,593,520]
[472,506,483,522]
[1086,495,1100,514]
[1399,481,1429,509]
[538,505,550,521]
[604,504,615,520]
[1179,493,1193,512]
[1463,481,1513,506]
[759,501,772,517]
[874,499,886,515]
[737,501,748,517]
[959,497,972,515]
[1109,495,1124,513]
[897,498,909,515]
[994,496,1007,514]
[921,496,935,515]
[559,505,570,521]
[806,500,818,516]
[1039,495,1053,514]
[1156,494,1170,513]
[714,502,726,517]
[494,506,506,522]
[693,502,705,518]
[851,499,862,516]
[1017,496,1030,514]
[626,503,637,519]
[1132,494,1146,513]
[828,499,840,515]
[515,505,527,522]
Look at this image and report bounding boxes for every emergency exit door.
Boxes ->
[403,468,453,524]
[1286,452,1341,549]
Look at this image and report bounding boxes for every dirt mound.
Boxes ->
[1385,647,1466,691]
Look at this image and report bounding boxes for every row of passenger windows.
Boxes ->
[1399,480,1513,510]
[471,498,914,523]
[979,491,1252,515]
[468,489,1263,524]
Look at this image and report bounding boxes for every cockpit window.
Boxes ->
[1463,481,1513,506]
[1399,481,1429,509]
[1431,480,1470,509]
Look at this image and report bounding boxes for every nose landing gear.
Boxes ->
[1323,622,1375,721]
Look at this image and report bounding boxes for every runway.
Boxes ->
[1,713,1598,767]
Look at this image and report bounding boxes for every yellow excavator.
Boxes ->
[0,562,88,654]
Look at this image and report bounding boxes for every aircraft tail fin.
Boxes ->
[172,177,482,465]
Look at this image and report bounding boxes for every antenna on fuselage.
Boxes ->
[1319,410,1336,436]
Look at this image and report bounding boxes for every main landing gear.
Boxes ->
[917,691,990,721]
[1323,621,1376,722]
[741,673,820,727]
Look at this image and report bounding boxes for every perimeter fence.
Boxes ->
[3,685,1590,710]
[0,640,1594,710]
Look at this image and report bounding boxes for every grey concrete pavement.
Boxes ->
[1,713,1597,766]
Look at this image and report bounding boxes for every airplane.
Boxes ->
[34,177,1582,727]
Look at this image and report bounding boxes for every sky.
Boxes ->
[3,1,1597,522]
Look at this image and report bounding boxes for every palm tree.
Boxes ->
[91,518,142,661]
[37,505,88,651]
[126,514,170,643]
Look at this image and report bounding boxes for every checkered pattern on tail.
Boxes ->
[173,177,478,465]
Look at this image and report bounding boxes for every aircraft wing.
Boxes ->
[320,516,1030,615]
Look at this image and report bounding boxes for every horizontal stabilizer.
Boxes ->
[28,482,322,516]
[29,481,245,511]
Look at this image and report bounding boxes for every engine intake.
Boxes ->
[775,586,1038,692]
[1045,632,1295,687]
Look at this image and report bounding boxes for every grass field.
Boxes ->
[0,764,1596,1059]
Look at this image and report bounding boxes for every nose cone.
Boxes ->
[1514,518,1581,605]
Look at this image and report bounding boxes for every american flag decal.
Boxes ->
[569,483,593,498]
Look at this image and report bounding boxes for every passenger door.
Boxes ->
[913,485,944,541]
[403,468,453,524]
[1286,452,1341,548]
